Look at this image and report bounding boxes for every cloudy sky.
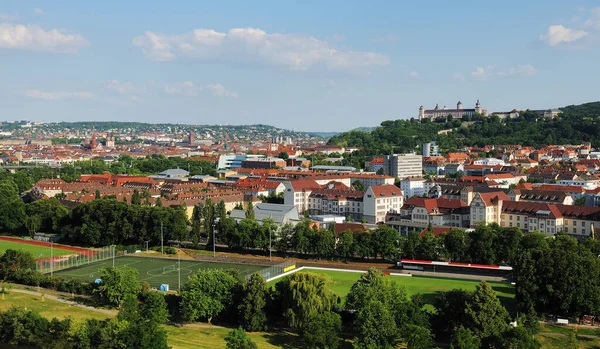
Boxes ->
[1,1,599,131]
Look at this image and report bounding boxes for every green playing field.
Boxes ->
[0,240,75,258]
[269,268,516,312]
[53,256,264,289]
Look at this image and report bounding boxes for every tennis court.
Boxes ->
[53,256,264,289]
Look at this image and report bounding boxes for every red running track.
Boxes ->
[0,236,96,258]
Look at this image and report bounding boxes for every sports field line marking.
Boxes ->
[53,260,143,278]
[139,261,210,283]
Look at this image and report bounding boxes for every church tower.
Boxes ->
[475,99,482,114]
[457,101,463,110]
[418,105,425,120]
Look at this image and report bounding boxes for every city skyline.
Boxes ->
[2,1,600,131]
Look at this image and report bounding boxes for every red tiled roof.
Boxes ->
[369,184,403,197]
[420,227,452,237]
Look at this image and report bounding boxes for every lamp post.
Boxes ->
[212,222,216,258]
[144,241,149,253]
[50,243,53,277]
[111,245,116,268]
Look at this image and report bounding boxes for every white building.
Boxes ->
[419,100,487,121]
[363,185,404,224]
[217,154,265,170]
[400,177,427,198]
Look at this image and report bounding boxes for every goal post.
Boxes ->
[163,265,176,274]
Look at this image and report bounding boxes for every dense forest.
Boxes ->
[328,102,600,169]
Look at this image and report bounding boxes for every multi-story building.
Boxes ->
[383,153,423,179]
[509,189,574,205]
[400,177,427,198]
[386,197,470,235]
[347,173,395,190]
[363,185,404,224]
[500,202,600,238]
[217,154,265,170]
[469,191,511,227]
[418,100,487,121]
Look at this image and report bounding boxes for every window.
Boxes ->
[582,221,585,227]
[517,216,520,221]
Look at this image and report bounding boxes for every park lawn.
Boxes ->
[165,325,300,349]
[0,289,299,349]
[0,291,111,322]
[0,240,75,258]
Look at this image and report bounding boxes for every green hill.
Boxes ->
[327,102,600,170]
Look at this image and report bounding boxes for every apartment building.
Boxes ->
[500,202,600,238]
[400,177,427,198]
[383,153,423,179]
[469,191,511,227]
[363,185,404,224]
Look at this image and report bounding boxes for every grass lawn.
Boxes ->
[0,291,111,322]
[0,289,299,349]
[537,324,600,348]
[270,268,516,312]
[53,256,264,288]
[166,325,300,349]
[0,240,75,258]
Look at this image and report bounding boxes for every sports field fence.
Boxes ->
[250,260,296,282]
[36,245,144,274]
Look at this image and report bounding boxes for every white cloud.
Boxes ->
[133,27,389,72]
[0,23,89,53]
[164,81,197,96]
[0,14,20,21]
[106,80,135,94]
[451,73,466,81]
[408,71,419,79]
[503,64,537,77]
[539,25,587,46]
[471,66,492,80]
[205,84,238,98]
[33,8,44,15]
[23,90,94,100]
[164,81,238,98]
[584,8,600,30]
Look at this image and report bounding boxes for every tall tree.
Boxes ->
[353,300,398,349]
[303,311,342,349]
[180,269,240,323]
[274,272,337,330]
[464,281,510,338]
[191,203,204,245]
[95,267,142,306]
[131,189,142,206]
[336,230,354,262]
[238,273,267,332]
[245,201,255,220]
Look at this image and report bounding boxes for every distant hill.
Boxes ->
[560,101,600,117]
[307,127,375,139]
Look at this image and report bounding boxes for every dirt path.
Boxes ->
[10,288,117,316]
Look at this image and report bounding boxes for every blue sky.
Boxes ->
[1,1,599,131]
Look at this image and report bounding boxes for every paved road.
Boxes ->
[10,288,116,316]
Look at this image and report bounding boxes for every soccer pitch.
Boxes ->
[0,240,75,258]
[273,268,516,310]
[53,256,264,289]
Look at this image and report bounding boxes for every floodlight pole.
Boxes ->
[269,214,272,262]
[161,221,164,255]
[111,245,116,268]
[144,241,149,253]
[178,249,181,291]
[50,242,53,276]
[212,222,216,258]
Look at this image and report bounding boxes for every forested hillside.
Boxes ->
[329,102,600,167]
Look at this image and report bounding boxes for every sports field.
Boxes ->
[0,239,76,258]
[53,256,264,289]
[275,268,516,310]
